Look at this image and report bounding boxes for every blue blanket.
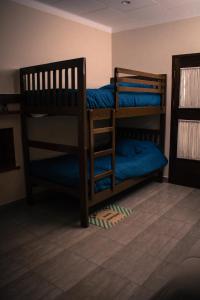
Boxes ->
[86,83,161,108]
[28,82,160,108]
[31,139,167,192]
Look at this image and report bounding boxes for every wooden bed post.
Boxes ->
[114,67,119,110]
[78,58,89,227]
[20,70,33,205]
[159,74,167,182]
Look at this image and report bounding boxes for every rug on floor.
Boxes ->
[89,204,134,229]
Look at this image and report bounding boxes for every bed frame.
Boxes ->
[20,57,166,227]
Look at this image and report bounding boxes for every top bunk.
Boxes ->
[20,57,166,119]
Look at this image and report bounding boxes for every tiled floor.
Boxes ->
[0,182,199,300]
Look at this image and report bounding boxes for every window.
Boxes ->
[180,67,200,108]
[177,120,200,161]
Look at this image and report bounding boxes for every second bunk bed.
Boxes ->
[20,57,167,227]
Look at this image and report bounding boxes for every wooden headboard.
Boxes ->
[117,127,160,146]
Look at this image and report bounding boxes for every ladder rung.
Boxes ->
[94,170,112,181]
[94,148,113,158]
[93,127,113,134]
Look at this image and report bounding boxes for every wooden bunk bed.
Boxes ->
[20,57,167,227]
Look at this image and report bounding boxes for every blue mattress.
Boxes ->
[28,82,160,109]
[86,83,161,108]
[30,139,167,192]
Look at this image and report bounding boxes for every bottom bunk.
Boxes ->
[30,138,167,196]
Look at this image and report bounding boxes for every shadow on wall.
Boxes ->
[0,69,20,93]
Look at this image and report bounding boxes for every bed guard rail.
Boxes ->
[114,67,166,110]
[28,140,79,154]
[20,58,86,115]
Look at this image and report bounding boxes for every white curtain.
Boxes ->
[180,67,200,108]
[177,120,200,161]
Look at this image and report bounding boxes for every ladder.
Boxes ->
[89,109,115,201]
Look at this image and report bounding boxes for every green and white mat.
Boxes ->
[89,204,134,229]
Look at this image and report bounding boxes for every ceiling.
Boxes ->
[14,0,200,32]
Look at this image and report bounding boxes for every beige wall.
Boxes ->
[0,0,111,204]
[0,0,111,92]
[112,16,200,177]
[1,0,200,204]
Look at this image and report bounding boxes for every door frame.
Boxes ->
[169,53,200,187]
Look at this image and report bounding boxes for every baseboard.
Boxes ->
[0,198,25,211]
[162,176,169,183]
[0,175,169,211]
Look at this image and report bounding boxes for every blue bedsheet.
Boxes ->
[87,83,161,108]
[30,139,167,192]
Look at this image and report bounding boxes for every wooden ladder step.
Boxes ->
[93,127,113,134]
[94,148,113,158]
[94,170,112,181]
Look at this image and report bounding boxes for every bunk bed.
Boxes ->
[20,57,167,227]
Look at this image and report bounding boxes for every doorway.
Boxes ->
[169,53,200,188]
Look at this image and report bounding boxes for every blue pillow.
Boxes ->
[116,138,159,157]
[116,139,137,157]
[132,140,158,152]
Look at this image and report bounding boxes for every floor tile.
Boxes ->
[45,223,97,249]
[56,267,137,300]
[127,254,161,285]
[0,271,62,300]
[102,243,146,278]
[129,285,156,300]
[69,233,123,265]
[0,254,28,288]
[33,249,97,291]
[165,229,200,264]
[164,205,200,224]
[6,236,66,270]
[0,223,35,253]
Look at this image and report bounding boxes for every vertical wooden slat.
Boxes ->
[65,68,68,89]
[47,71,51,89]
[53,70,56,106]
[59,69,62,88]
[75,67,78,90]
[53,70,56,89]
[42,72,45,90]
[72,68,75,89]
[23,75,27,92]
[42,72,45,106]
[74,68,78,106]
[46,71,51,107]
[29,73,34,106]
[27,74,31,91]
[37,72,40,106]
[71,68,75,107]
[32,73,35,91]
[65,68,69,107]
[58,69,62,106]
[37,72,40,91]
